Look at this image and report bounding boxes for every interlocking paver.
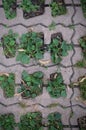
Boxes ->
[73,0,80,4]
[72,128,79,130]
[70,106,86,125]
[73,25,86,45]
[72,47,82,65]
[71,88,86,108]
[0,0,86,130]
[74,7,86,25]
[71,67,86,83]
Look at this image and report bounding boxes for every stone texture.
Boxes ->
[0,1,86,129]
[70,106,86,125]
[71,88,86,108]
[72,47,82,65]
[73,25,86,45]
[73,7,86,25]
[71,67,86,82]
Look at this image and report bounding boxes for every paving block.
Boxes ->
[70,106,86,125]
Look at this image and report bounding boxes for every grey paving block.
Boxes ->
[73,25,86,45]
[70,106,86,125]
[61,50,73,66]
[0,7,51,26]
[0,0,2,5]
[73,0,80,4]
[52,7,73,25]
[17,0,22,3]
[0,7,74,26]
[64,0,72,4]
[72,128,79,130]
[71,88,86,108]
[71,67,86,83]
[64,129,74,130]
[42,107,71,125]
[45,0,51,4]
[0,0,86,127]
[73,47,82,65]
[61,67,73,84]
[36,87,71,106]
[0,8,23,25]
[74,7,86,25]
[49,25,73,43]
[0,103,71,125]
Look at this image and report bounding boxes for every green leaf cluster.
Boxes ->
[79,78,86,100]
[2,30,18,58]
[0,73,15,98]
[20,0,39,13]
[18,70,43,98]
[19,112,43,130]
[80,0,86,18]
[48,112,63,130]
[49,37,72,63]
[75,36,86,68]
[2,0,16,19]
[1,30,72,65]
[79,36,86,58]
[75,59,86,68]
[0,114,15,130]
[16,32,44,64]
[47,73,66,98]
[50,1,66,17]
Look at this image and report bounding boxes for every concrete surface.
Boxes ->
[0,0,86,130]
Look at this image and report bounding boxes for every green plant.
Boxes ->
[80,0,86,18]
[50,1,66,17]
[47,73,66,98]
[0,73,15,98]
[1,30,18,58]
[70,76,86,100]
[20,0,39,13]
[19,112,43,130]
[48,21,56,30]
[18,70,43,98]
[16,32,44,64]
[2,0,16,19]
[48,112,63,130]
[79,78,86,100]
[0,114,15,130]
[49,36,72,64]
[79,36,86,58]
[75,36,86,68]
[75,59,86,68]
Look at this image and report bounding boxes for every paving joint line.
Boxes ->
[68,0,77,129]
[0,3,81,8]
[0,22,86,30]
[0,0,85,128]
[1,100,86,110]
[0,62,73,68]
[0,101,71,109]
[0,22,71,29]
